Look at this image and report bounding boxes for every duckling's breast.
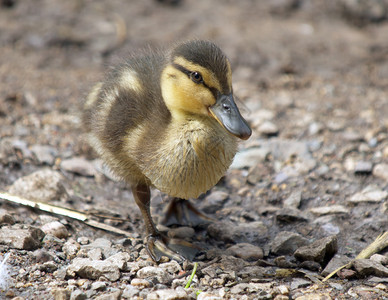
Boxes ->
[140,118,238,199]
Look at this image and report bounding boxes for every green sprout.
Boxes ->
[184,262,198,289]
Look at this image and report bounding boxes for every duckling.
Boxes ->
[83,40,252,262]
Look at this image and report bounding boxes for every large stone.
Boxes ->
[0,226,44,250]
[66,258,121,281]
[353,259,388,278]
[8,169,69,203]
[321,254,352,277]
[294,235,338,265]
[270,231,309,255]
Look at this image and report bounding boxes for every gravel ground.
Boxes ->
[0,0,388,299]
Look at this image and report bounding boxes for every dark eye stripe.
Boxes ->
[172,63,192,78]
[172,63,218,99]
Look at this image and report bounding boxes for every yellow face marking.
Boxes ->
[161,65,214,119]
[173,56,223,92]
[161,56,234,121]
[119,69,142,93]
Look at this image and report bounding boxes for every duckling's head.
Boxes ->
[161,40,251,140]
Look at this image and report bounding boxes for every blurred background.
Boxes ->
[1,0,387,114]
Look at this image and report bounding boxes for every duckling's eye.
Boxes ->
[190,71,203,84]
[222,103,231,113]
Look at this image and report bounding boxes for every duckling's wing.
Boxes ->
[83,52,171,184]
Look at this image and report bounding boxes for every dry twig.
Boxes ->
[0,191,134,239]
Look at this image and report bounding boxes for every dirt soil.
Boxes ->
[0,0,388,299]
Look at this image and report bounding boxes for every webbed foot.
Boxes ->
[160,197,214,227]
[146,232,200,262]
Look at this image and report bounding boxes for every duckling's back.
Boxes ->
[83,51,172,186]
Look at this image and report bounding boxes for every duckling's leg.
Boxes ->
[133,184,198,262]
[161,198,214,227]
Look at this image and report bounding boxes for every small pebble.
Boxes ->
[197,292,223,300]
[290,278,311,290]
[41,221,69,239]
[308,122,324,135]
[310,205,349,216]
[70,289,87,300]
[60,157,96,177]
[354,161,373,175]
[167,227,195,239]
[91,281,106,291]
[370,254,388,265]
[283,190,302,208]
[137,266,170,284]
[226,243,264,261]
[77,237,90,245]
[271,231,309,255]
[146,288,188,300]
[274,285,289,295]
[105,252,131,270]
[130,278,152,289]
[0,210,15,225]
[257,121,279,136]
[87,248,103,260]
[32,249,54,263]
[30,144,58,165]
[158,261,182,274]
[373,163,388,181]
[63,239,81,259]
[122,285,140,298]
[349,185,388,203]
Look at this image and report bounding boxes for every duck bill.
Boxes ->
[209,93,252,140]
